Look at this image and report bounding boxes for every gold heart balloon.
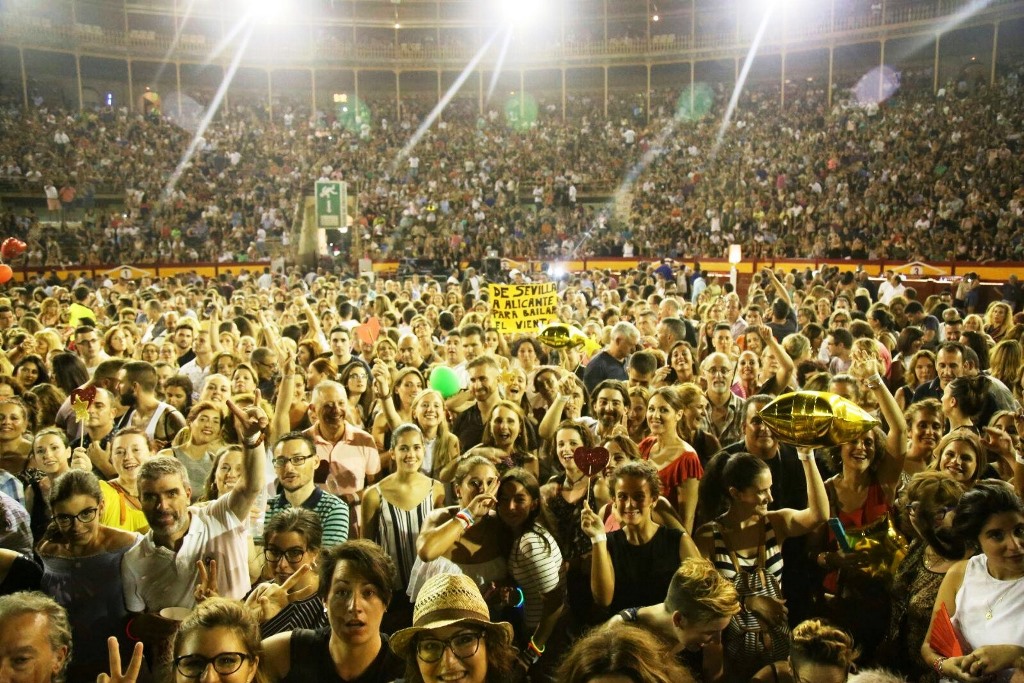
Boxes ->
[758,391,879,448]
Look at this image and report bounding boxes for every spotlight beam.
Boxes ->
[394,27,502,170]
[712,0,779,157]
[162,20,256,202]
[486,27,515,104]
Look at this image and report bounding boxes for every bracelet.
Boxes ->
[865,373,883,389]
[527,637,545,656]
[797,449,813,462]
[454,508,475,530]
[125,617,140,642]
[591,533,607,545]
[933,657,947,675]
[1015,451,1024,466]
[244,432,266,449]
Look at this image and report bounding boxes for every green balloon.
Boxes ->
[675,82,714,122]
[504,93,538,132]
[429,366,461,399]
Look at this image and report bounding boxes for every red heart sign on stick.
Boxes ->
[573,446,610,477]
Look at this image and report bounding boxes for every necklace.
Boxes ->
[985,576,1024,620]
[923,546,951,572]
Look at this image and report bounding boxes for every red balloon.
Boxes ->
[0,264,12,284]
[0,238,26,260]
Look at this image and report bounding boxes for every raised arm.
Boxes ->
[763,269,792,307]
[225,392,268,521]
[580,500,614,608]
[416,480,498,561]
[757,325,795,391]
[856,350,907,494]
[371,360,402,429]
[272,354,296,440]
[769,447,828,544]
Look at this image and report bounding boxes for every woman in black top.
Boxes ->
[582,459,700,615]
[261,540,404,683]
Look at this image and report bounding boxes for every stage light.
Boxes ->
[249,0,284,22]
[499,0,544,26]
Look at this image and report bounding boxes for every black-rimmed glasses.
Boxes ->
[416,632,484,663]
[53,507,98,527]
[174,652,251,678]
[264,546,307,564]
[272,454,315,468]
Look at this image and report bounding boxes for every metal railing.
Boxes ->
[1,0,1021,67]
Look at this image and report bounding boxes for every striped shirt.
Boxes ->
[264,487,350,548]
[509,525,563,630]
[711,518,784,583]
[259,593,328,639]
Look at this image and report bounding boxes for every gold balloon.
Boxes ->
[758,391,879,448]
[842,515,909,582]
[537,323,600,354]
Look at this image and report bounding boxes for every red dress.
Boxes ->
[638,437,704,504]
[823,478,890,593]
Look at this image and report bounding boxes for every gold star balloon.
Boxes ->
[758,391,879,448]
[537,323,600,354]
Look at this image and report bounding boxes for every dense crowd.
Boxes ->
[0,255,1023,682]
[1,60,1023,268]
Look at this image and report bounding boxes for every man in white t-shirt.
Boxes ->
[121,400,265,621]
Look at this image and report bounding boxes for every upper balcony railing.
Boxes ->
[2,0,1022,69]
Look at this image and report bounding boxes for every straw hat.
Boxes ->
[390,573,513,657]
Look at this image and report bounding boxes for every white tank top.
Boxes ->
[950,554,1024,682]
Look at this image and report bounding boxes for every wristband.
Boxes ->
[865,373,883,389]
[244,432,266,449]
[454,508,475,530]
[591,533,607,545]
[797,449,813,462]
[527,637,545,657]
[933,657,947,675]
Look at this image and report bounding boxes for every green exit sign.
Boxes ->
[316,180,347,229]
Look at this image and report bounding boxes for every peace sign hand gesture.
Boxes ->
[227,389,269,442]
[193,558,219,603]
[95,637,144,683]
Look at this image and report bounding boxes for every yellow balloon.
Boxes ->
[757,391,879,448]
[537,323,603,357]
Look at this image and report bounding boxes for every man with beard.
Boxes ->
[590,379,629,441]
[54,357,125,444]
[698,352,744,446]
[452,355,502,453]
[264,431,349,547]
[303,380,380,507]
[114,361,186,451]
[122,397,266,626]
[719,394,823,625]
[172,321,196,367]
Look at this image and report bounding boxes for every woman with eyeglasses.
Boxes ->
[261,539,404,682]
[883,471,966,682]
[245,508,327,639]
[23,428,90,542]
[391,572,517,683]
[37,469,140,682]
[99,596,264,683]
